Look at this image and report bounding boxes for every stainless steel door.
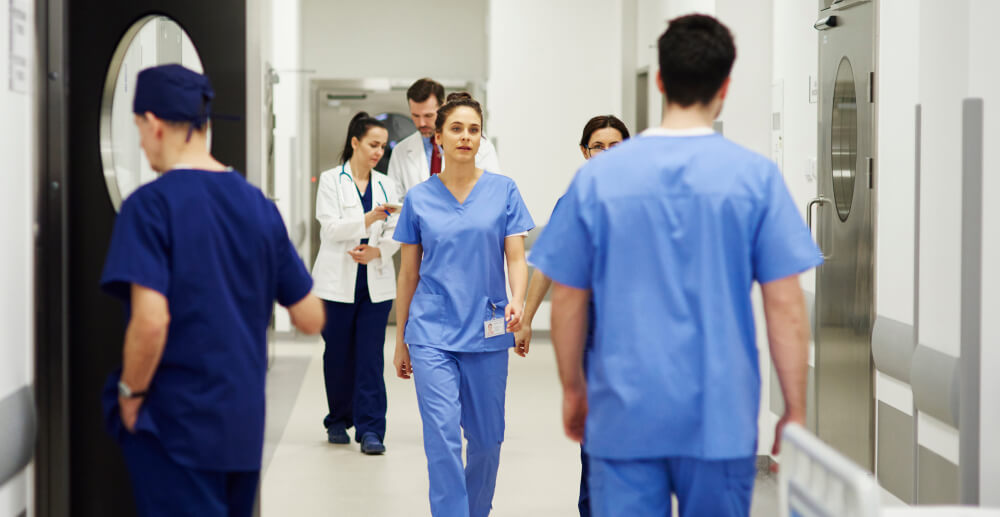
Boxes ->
[812,0,876,470]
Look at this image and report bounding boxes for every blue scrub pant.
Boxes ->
[588,455,755,517]
[121,431,258,517]
[321,294,392,441]
[409,345,508,517]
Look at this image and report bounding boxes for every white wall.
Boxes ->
[717,0,772,159]
[299,0,487,82]
[968,1,1000,505]
[271,0,301,332]
[913,0,968,466]
[769,0,818,456]
[0,0,35,513]
[870,3,922,490]
[771,0,818,280]
[876,0,919,326]
[247,0,273,190]
[917,2,965,359]
[487,0,624,226]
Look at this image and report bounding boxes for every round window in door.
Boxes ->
[831,57,858,221]
[373,112,417,174]
[100,15,207,211]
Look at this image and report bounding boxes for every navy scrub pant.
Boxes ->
[121,431,258,517]
[579,447,591,516]
[321,289,392,441]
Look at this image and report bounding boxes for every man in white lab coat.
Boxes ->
[387,78,501,196]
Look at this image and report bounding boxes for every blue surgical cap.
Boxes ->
[132,64,214,129]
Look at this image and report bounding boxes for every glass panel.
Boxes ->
[831,57,857,221]
[373,112,417,174]
[100,16,206,211]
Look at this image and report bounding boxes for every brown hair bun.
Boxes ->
[445,92,474,103]
[435,92,484,133]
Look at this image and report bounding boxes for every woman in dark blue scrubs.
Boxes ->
[312,112,401,454]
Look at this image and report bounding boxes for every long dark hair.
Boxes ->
[434,92,483,134]
[579,115,630,147]
[340,111,387,163]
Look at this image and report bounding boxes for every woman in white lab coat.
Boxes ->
[312,111,400,455]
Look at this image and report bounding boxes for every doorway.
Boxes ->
[636,70,649,133]
[35,1,247,515]
[811,0,876,470]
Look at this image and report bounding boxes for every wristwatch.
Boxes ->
[118,381,148,399]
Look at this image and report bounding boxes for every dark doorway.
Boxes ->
[36,1,247,516]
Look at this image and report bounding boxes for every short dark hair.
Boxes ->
[579,115,630,147]
[340,111,386,163]
[407,78,445,106]
[434,92,483,134]
[657,14,736,107]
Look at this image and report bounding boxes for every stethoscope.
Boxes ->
[338,164,389,209]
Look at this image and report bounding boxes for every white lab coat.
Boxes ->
[387,131,502,196]
[312,162,400,304]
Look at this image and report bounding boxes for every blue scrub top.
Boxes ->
[530,133,822,461]
[100,169,314,471]
[393,172,534,352]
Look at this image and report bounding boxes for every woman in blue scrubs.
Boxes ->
[392,92,534,517]
[518,114,630,517]
[313,112,401,454]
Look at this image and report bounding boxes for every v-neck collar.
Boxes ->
[432,171,486,207]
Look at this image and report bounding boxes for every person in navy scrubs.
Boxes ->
[100,64,325,517]
[516,114,630,517]
[392,92,534,517]
[531,15,822,517]
[312,112,401,454]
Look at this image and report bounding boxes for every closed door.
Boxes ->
[812,0,876,470]
[36,1,248,516]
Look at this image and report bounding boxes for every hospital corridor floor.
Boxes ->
[261,327,779,516]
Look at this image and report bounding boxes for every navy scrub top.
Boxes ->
[100,169,314,471]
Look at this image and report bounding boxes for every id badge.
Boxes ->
[484,317,506,338]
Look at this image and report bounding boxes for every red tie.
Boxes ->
[430,137,442,175]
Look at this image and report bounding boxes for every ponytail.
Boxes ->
[340,111,387,163]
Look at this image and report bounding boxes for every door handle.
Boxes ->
[814,15,838,30]
[807,196,833,259]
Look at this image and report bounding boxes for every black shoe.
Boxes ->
[326,424,350,444]
[360,432,386,455]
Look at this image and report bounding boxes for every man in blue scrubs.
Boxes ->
[530,15,822,517]
[100,64,325,517]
